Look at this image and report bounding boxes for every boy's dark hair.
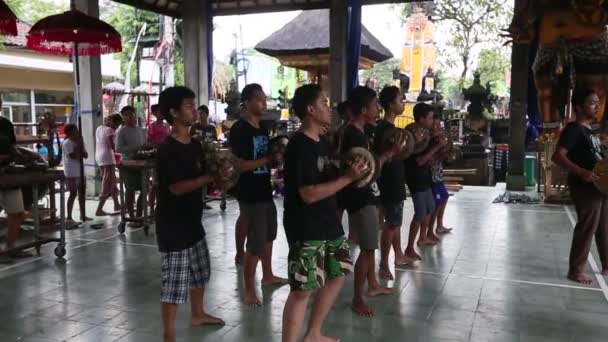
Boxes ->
[64,123,77,136]
[348,86,377,116]
[379,86,400,111]
[241,83,264,104]
[292,84,323,120]
[572,88,597,110]
[413,102,434,122]
[197,105,209,114]
[151,104,160,114]
[337,101,349,119]
[158,86,196,125]
[110,113,123,125]
[120,105,135,116]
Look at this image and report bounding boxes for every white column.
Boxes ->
[74,0,103,196]
[182,0,210,105]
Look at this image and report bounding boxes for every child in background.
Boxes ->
[62,124,89,224]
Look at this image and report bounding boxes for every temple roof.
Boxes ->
[254,9,392,64]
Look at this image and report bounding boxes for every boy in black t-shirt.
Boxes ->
[229,84,287,306]
[341,86,398,317]
[282,84,366,342]
[375,86,410,281]
[403,103,446,262]
[553,88,608,285]
[156,87,225,342]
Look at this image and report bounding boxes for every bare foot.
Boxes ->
[379,267,394,280]
[190,313,225,326]
[602,268,608,276]
[303,333,340,342]
[163,333,176,342]
[351,299,374,317]
[261,275,288,287]
[417,239,438,246]
[81,216,93,222]
[404,249,422,261]
[427,233,440,242]
[395,255,416,267]
[367,286,394,297]
[437,226,453,234]
[95,210,109,217]
[568,272,593,285]
[244,293,262,307]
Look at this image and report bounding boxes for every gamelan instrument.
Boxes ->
[379,126,414,161]
[431,127,454,161]
[341,147,379,188]
[203,142,240,191]
[405,122,431,154]
[268,135,289,169]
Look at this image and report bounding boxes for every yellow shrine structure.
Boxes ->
[395,6,438,128]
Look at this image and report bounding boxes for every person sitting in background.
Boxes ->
[115,106,147,225]
[62,124,90,224]
[95,114,122,216]
[0,97,32,261]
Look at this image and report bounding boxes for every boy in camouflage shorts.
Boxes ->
[281,84,367,342]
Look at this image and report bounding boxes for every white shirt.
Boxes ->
[95,125,115,166]
[62,138,82,178]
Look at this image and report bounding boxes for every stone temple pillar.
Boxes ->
[329,0,348,126]
[182,0,210,105]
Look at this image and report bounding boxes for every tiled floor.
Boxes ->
[1,186,608,341]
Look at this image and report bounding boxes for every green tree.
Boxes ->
[476,48,510,91]
[402,0,511,82]
[360,58,401,90]
[105,4,160,87]
[6,0,67,23]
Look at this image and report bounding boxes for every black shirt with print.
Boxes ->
[155,137,205,252]
[229,119,273,203]
[283,132,343,244]
[557,122,604,186]
[339,124,379,213]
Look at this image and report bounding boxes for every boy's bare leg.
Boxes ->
[426,212,440,242]
[436,201,453,234]
[261,242,288,286]
[96,196,108,216]
[379,227,395,280]
[304,276,345,342]
[78,184,91,221]
[67,191,77,221]
[244,252,262,306]
[418,216,438,246]
[352,251,373,317]
[282,290,312,342]
[404,219,422,260]
[235,214,247,265]
[161,302,178,342]
[112,193,121,211]
[366,251,393,297]
[393,229,411,265]
[189,287,225,326]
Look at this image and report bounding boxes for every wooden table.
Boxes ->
[0,169,67,258]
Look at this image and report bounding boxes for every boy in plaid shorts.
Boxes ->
[156,87,225,342]
[282,84,367,342]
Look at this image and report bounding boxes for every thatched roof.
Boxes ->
[254,9,393,64]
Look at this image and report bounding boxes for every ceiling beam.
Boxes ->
[109,0,430,18]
